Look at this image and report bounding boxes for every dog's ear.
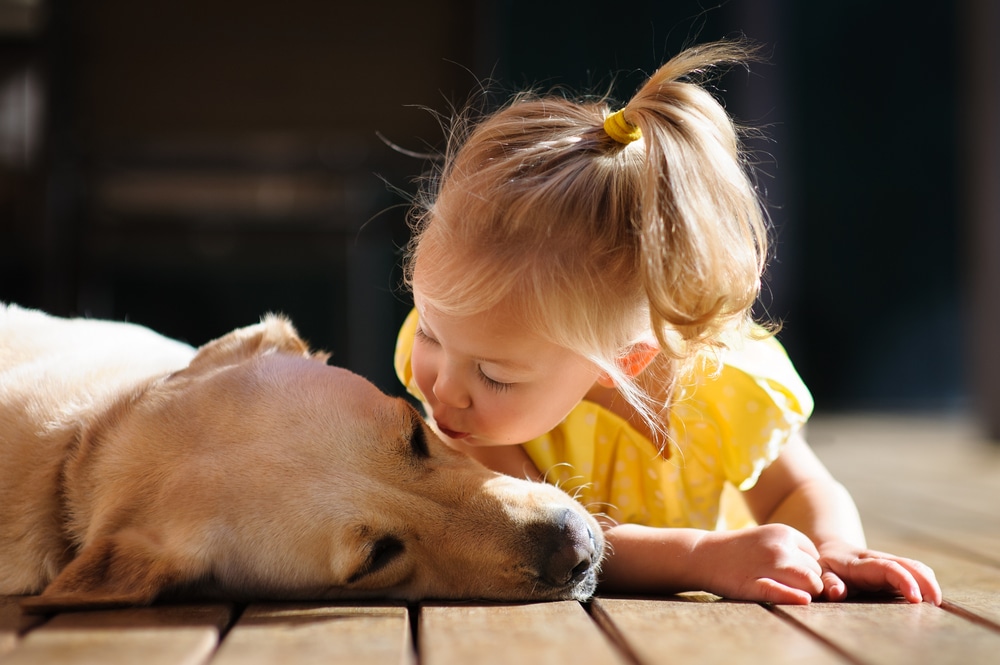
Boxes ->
[19,530,192,614]
[184,314,329,374]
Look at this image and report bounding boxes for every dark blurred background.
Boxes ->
[0,1,996,436]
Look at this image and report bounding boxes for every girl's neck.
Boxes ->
[583,382,658,443]
[584,364,674,459]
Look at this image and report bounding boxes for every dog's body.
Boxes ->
[0,304,602,611]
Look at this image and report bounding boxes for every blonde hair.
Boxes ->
[403,40,771,438]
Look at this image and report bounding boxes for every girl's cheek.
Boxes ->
[480,395,519,435]
[410,349,434,400]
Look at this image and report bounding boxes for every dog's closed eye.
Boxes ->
[408,409,430,460]
[347,536,405,584]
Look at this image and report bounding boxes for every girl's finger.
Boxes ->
[755,577,814,605]
[873,555,942,606]
[821,570,848,601]
[841,557,922,602]
[771,558,824,597]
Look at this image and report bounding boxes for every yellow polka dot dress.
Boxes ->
[394,309,813,530]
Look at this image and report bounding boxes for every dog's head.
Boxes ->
[22,316,603,613]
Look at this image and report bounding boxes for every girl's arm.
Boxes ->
[742,431,942,604]
[597,521,825,604]
[455,442,823,603]
[598,434,941,604]
[442,441,813,599]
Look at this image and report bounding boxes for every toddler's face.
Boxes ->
[410,290,601,448]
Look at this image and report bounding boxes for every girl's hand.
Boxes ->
[817,541,942,605]
[696,524,824,604]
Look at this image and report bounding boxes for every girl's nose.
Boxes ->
[432,368,472,409]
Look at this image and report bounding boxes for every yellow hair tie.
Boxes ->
[604,108,642,144]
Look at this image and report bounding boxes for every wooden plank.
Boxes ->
[592,595,846,665]
[862,531,1000,629]
[807,415,999,489]
[858,508,1000,570]
[855,480,1000,534]
[776,600,1000,665]
[0,604,231,665]
[835,474,1000,569]
[211,603,411,665]
[828,452,1000,531]
[809,414,1000,565]
[0,597,45,657]
[418,601,626,665]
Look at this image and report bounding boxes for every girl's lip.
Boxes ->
[438,425,469,440]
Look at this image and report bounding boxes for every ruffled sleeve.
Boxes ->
[671,331,814,493]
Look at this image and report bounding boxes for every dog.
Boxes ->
[0,304,603,612]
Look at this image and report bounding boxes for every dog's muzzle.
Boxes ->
[532,507,602,598]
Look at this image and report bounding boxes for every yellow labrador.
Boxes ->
[0,304,603,612]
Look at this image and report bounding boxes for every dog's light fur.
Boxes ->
[0,304,602,612]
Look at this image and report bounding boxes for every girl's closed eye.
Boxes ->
[414,326,436,345]
[416,322,511,392]
[477,367,513,393]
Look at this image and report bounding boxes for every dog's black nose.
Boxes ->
[535,508,598,588]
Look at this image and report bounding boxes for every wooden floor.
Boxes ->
[2,414,999,664]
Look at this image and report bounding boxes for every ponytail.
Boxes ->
[614,41,769,357]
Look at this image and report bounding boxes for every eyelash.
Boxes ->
[415,327,513,394]
[477,368,512,393]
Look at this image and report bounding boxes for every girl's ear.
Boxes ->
[596,343,660,388]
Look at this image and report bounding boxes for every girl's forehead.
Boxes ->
[415,295,569,368]
[417,295,524,344]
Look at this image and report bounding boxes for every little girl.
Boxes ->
[393,41,941,605]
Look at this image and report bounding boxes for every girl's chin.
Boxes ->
[444,431,498,447]
[435,424,523,447]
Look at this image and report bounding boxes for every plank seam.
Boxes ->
[408,603,421,665]
[196,602,243,664]
[941,599,1000,634]
[763,603,867,665]
[584,600,646,665]
[219,603,245,642]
